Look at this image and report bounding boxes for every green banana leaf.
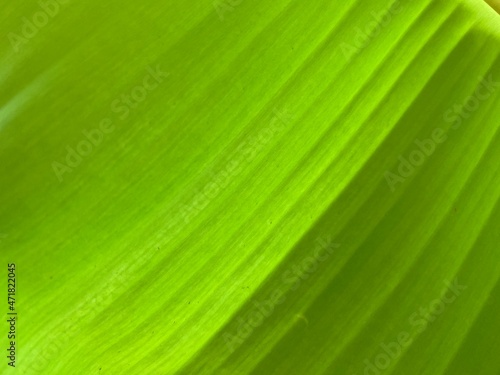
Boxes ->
[1,0,499,374]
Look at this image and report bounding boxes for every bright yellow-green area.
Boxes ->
[0,0,499,374]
